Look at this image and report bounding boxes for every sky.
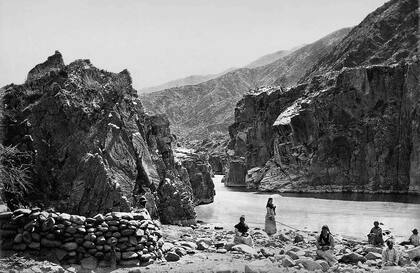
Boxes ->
[0,0,388,90]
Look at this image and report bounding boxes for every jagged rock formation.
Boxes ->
[225,0,419,193]
[187,134,230,175]
[140,28,351,141]
[247,62,420,193]
[174,148,215,205]
[1,51,212,224]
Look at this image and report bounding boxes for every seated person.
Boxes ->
[315,225,338,266]
[233,215,254,247]
[368,221,384,246]
[400,228,419,247]
[382,240,399,267]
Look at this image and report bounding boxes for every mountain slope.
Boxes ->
[245,49,294,69]
[141,28,351,141]
[139,67,236,94]
[225,0,419,192]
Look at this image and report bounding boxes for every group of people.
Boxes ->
[232,198,419,269]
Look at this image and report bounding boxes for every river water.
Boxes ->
[196,175,420,241]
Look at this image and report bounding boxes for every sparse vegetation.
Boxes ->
[0,144,32,210]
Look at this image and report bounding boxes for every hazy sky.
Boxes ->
[0,0,388,89]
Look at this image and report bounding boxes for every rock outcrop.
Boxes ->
[247,62,420,193]
[225,0,419,194]
[1,52,202,224]
[174,148,215,205]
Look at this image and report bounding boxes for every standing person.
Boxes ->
[233,215,254,247]
[382,240,399,267]
[315,225,338,266]
[265,197,277,235]
[400,228,420,246]
[368,221,384,246]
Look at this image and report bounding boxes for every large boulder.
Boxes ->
[232,244,258,256]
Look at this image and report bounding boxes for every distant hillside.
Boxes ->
[139,68,236,94]
[140,28,351,140]
[245,45,304,69]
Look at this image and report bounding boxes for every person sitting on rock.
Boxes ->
[400,228,419,247]
[315,225,338,266]
[368,221,384,246]
[233,215,254,247]
[382,240,399,267]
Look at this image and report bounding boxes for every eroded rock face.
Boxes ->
[174,148,215,205]
[247,62,420,193]
[225,86,305,186]
[2,52,197,224]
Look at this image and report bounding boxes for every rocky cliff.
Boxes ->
[247,62,420,193]
[225,0,419,193]
[1,51,214,224]
[174,148,215,205]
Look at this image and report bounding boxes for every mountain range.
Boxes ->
[140,27,352,141]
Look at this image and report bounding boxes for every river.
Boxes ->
[196,175,420,241]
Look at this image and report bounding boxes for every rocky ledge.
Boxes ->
[0,51,213,225]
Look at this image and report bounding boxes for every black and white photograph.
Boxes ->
[0,0,419,272]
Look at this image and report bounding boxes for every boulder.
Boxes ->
[296,259,323,271]
[285,250,299,260]
[62,242,78,251]
[161,242,174,253]
[282,256,296,267]
[317,260,329,272]
[80,256,98,269]
[197,241,210,250]
[122,251,138,260]
[165,252,180,262]
[365,251,382,260]
[294,234,304,243]
[406,246,420,259]
[339,252,366,264]
[180,241,197,249]
[363,246,383,254]
[232,244,258,256]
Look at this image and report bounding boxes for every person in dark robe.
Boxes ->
[233,215,254,246]
[368,221,384,246]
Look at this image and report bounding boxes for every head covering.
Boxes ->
[413,228,418,235]
[266,197,274,208]
[240,215,245,221]
[386,239,394,246]
[374,221,379,226]
[321,225,330,233]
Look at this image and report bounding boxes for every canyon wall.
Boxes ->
[1,52,214,225]
[228,62,420,193]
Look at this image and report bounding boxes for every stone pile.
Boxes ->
[0,208,163,269]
